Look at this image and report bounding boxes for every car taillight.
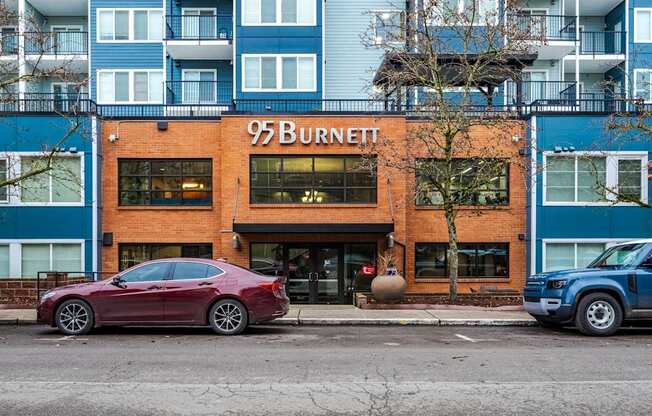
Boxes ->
[361,264,376,276]
[260,279,286,299]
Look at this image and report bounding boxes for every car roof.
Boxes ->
[143,258,226,266]
[611,239,652,247]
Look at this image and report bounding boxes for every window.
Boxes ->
[182,70,217,103]
[172,262,223,280]
[416,159,509,206]
[0,245,8,278]
[0,159,7,202]
[242,0,316,25]
[544,153,647,204]
[373,11,404,45]
[635,9,652,42]
[97,70,163,104]
[20,156,82,203]
[182,9,217,38]
[243,55,316,91]
[21,243,82,278]
[415,243,509,279]
[426,0,498,26]
[119,244,212,271]
[97,9,163,42]
[250,156,377,204]
[120,262,171,282]
[544,242,607,272]
[634,69,652,102]
[119,159,212,206]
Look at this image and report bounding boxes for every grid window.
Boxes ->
[618,159,643,200]
[119,243,213,271]
[635,9,652,42]
[119,159,212,206]
[21,243,82,278]
[250,156,377,204]
[20,156,82,203]
[242,0,315,25]
[97,9,163,42]
[242,55,315,91]
[415,243,509,279]
[416,159,509,206]
[0,159,7,202]
[545,243,606,272]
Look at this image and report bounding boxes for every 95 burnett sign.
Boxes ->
[248,120,380,146]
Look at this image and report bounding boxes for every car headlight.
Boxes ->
[40,291,56,301]
[547,280,567,289]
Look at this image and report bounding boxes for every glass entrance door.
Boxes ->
[285,245,343,304]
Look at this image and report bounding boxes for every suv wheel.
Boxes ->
[575,293,622,336]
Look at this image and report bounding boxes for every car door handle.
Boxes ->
[147,285,163,290]
[198,281,214,286]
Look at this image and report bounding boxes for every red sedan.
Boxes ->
[37,258,290,336]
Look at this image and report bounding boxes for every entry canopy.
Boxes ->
[373,52,538,90]
[233,223,395,234]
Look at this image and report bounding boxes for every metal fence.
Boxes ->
[23,31,88,55]
[508,14,575,41]
[165,14,233,40]
[166,80,233,105]
[232,99,398,113]
[0,93,94,113]
[580,31,625,55]
[505,81,577,105]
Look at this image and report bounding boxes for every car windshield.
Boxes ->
[588,243,648,268]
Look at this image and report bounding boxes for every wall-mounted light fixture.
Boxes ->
[232,233,241,250]
[386,233,395,249]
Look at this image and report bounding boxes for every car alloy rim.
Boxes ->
[586,300,615,330]
[59,303,88,333]
[214,303,243,332]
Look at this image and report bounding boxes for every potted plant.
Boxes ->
[371,251,407,302]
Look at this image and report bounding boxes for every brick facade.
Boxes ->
[100,116,527,298]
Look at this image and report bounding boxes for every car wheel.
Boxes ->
[575,293,622,336]
[55,299,94,336]
[535,317,565,329]
[209,299,248,336]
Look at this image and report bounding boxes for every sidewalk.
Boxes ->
[0,306,537,327]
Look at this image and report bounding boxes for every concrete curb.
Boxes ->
[0,319,37,325]
[266,318,536,327]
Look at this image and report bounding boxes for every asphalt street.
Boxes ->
[2,324,652,415]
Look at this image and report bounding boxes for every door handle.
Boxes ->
[198,281,214,286]
[147,285,162,290]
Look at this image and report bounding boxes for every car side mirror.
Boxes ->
[111,276,125,287]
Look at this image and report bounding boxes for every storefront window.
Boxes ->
[250,243,284,276]
[250,156,376,204]
[118,243,212,270]
[415,243,509,279]
[345,244,377,293]
[119,159,212,206]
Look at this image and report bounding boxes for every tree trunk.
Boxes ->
[444,206,459,303]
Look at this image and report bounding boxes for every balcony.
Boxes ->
[165,80,232,116]
[580,31,625,56]
[505,81,577,106]
[165,14,233,60]
[0,92,93,113]
[0,32,18,56]
[23,31,88,72]
[509,14,576,60]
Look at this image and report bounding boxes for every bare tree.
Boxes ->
[363,0,538,301]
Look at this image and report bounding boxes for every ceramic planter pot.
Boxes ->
[371,273,407,302]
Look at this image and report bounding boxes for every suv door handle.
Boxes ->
[198,281,214,286]
[147,285,163,290]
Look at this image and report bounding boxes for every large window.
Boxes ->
[544,153,647,204]
[243,55,316,91]
[242,0,316,25]
[635,9,652,43]
[21,243,82,277]
[97,70,163,104]
[416,159,509,206]
[426,0,498,26]
[250,156,377,204]
[20,156,82,203]
[634,69,652,102]
[0,159,7,202]
[544,242,606,272]
[119,244,213,271]
[97,9,163,42]
[415,243,509,279]
[119,159,212,206]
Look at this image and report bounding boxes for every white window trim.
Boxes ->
[542,151,649,206]
[181,68,218,103]
[241,54,317,92]
[96,69,164,104]
[542,239,638,272]
[181,8,218,37]
[0,240,85,279]
[0,156,8,203]
[96,8,163,43]
[427,0,500,27]
[634,8,652,43]
[633,68,652,102]
[241,0,317,26]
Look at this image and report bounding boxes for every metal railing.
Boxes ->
[165,14,233,40]
[233,99,397,113]
[580,31,625,55]
[0,33,18,55]
[166,80,232,105]
[24,31,88,55]
[508,14,576,41]
[505,81,577,105]
[0,93,93,113]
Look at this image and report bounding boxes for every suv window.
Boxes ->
[172,262,223,280]
[121,262,170,282]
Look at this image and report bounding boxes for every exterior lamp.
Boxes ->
[386,233,395,249]
[232,234,241,250]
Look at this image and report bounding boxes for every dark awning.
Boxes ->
[233,223,395,234]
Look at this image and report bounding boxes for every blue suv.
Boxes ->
[524,240,652,336]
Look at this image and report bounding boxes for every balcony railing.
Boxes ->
[0,93,93,113]
[0,33,18,55]
[233,99,397,113]
[166,81,232,105]
[508,14,575,41]
[505,81,577,105]
[24,31,88,55]
[165,14,233,40]
[580,31,625,56]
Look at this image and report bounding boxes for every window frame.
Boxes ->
[633,68,652,102]
[542,151,648,206]
[541,239,634,272]
[118,158,213,207]
[96,8,164,43]
[181,68,218,104]
[426,0,500,27]
[0,157,8,203]
[11,240,85,278]
[371,10,405,46]
[241,54,317,92]
[96,69,164,104]
[170,260,225,281]
[249,155,378,205]
[117,243,214,271]
[634,8,652,43]
[414,242,510,279]
[241,0,317,26]
[13,154,84,206]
